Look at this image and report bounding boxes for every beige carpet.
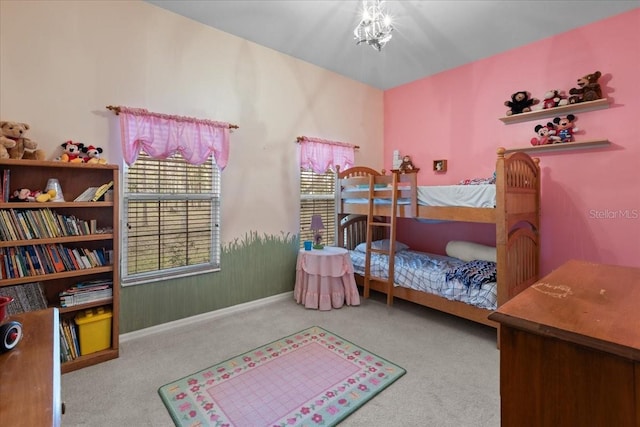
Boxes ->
[61,292,500,426]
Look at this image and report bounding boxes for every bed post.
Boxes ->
[335,165,344,248]
[495,148,508,308]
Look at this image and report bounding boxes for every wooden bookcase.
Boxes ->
[0,159,119,373]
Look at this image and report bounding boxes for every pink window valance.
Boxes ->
[118,106,231,168]
[298,136,356,174]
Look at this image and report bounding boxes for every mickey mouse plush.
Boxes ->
[552,114,578,143]
[58,140,85,163]
[82,145,107,164]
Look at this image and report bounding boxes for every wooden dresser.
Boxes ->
[0,308,62,426]
[489,260,640,427]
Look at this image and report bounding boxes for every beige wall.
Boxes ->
[0,0,383,242]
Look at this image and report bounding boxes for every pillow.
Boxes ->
[445,260,497,289]
[356,184,388,189]
[445,240,496,263]
[355,239,409,253]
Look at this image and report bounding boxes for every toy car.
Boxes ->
[0,296,22,353]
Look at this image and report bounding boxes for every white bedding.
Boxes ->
[344,184,496,208]
[349,249,497,310]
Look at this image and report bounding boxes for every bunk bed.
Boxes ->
[335,147,540,328]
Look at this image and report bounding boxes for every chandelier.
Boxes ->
[353,0,394,51]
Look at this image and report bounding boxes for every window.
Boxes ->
[122,152,220,285]
[299,169,335,247]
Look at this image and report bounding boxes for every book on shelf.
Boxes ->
[74,186,98,202]
[1,169,9,203]
[0,243,110,279]
[91,180,114,202]
[0,207,97,239]
[59,318,80,362]
[74,180,114,202]
[59,279,113,307]
[46,244,66,273]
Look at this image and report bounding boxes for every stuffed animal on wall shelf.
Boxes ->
[530,123,561,146]
[568,71,603,104]
[552,114,579,143]
[0,121,46,160]
[541,89,569,109]
[504,91,538,116]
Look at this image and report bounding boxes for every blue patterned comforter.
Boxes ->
[349,250,497,310]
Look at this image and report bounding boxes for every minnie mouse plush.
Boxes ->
[530,123,561,146]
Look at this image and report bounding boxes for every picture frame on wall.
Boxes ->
[433,160,447,172]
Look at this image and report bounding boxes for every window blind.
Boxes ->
[123,153,220,283]
[299,169,335,247]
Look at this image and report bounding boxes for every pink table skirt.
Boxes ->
[294,247,360,310]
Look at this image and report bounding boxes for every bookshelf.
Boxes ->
[0,159,119,373]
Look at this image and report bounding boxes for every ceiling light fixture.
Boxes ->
[353,0,394,52]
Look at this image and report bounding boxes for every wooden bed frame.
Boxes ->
[335,147,540,328]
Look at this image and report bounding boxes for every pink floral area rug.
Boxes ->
[158,326,406,426]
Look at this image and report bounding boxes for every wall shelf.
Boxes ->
[504,139,610,154]
[499,98,609,124]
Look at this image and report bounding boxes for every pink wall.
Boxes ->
[385,9,640,274]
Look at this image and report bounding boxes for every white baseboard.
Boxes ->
[120,291,293,343]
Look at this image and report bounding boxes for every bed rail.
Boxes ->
[335,166,418,218]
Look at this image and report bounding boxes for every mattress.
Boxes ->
[349,249,497,310]
[344,184,496,208]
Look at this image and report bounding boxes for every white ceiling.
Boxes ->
[146,1,639,90]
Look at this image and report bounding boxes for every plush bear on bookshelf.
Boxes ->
[0,121,46,160]
[9,188,56,203]
[0,134,16,159]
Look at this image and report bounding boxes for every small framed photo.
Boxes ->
[433,159,447,172]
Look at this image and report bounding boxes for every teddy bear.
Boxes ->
[398,155,416,173]
[58,140,85,163]
[552,114,579,143]
[81,145,107,164]
[0,121,46,160]
[0,135,16,159]
[9,188,56,203]
[568,71,602,104]
[541,89,569,109]
[504,91,538,116]
[530,123,561,146]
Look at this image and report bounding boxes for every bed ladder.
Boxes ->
[363,171,399,305]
